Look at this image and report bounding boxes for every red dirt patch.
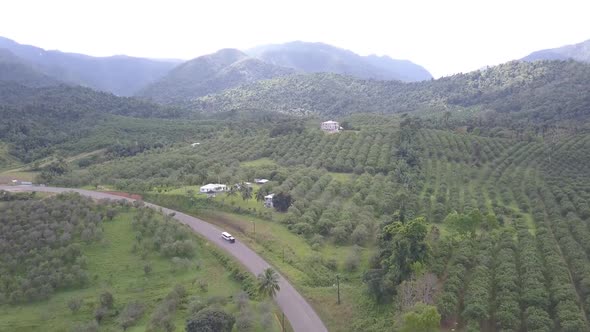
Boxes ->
[103,191,143,200]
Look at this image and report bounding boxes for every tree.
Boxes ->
[118,302,145,330]
[105,209,116,221]
[186,308,235,332]
[256,187,269,202]
[273,192,292,212]
[257,268,281,298]
[400,303,441,332]
[99,291,114,309]
[240,183,253,201]
[444,211,481,237]
[68,297,83,313]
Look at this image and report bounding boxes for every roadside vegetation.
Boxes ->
[0,191,282,332]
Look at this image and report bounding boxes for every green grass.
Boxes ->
[0,169,38,184]
[0,143,21,171]
[0,211,281,332]
[241,158,278,167]
[178,206,385,332]
[327,171,354,183]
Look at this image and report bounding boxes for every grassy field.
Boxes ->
[0,211,282,332]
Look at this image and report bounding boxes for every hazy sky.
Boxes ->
[1,0,589,77]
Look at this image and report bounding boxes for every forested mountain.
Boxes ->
[522,39,590,63]
[192,60,590,125]
[0,82,190,162]
[0,49,58,87]
[247,41,432,81]
[0,36,179,96]
[137,49,295,104]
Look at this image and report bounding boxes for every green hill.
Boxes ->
[190,60,590,125]
[137,49,295,104]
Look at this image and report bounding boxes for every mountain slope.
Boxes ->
[0,36,180,96]
[0,48,58,87]
[137,49,295,104]
[522,39,590,63]
[247,41,432,81]
[191,60,590,124]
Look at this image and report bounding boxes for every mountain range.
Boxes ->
[0,37,434,101]
[0,36,180,96]
[522,39,590,63]
[137,49,295,104]
[247,41,432,82]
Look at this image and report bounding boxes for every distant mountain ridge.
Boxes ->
[522,39,590,63]
[137,49,295,104]
[247,41,432,82]
[0,36,180,96]
[0,48,59,87]
[190,60,590,124]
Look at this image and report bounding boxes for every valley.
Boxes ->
[1,32,590,332]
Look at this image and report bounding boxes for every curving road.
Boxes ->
[0,185,328,332]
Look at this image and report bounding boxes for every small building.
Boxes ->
[321,120,340,133]
[199,184,227,194]
[255,178,269,185]
[20,181,33,186]
[264,193,274,208]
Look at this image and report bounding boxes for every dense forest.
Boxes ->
[190,60,590,126]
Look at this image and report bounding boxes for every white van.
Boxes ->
[221,232,235,243]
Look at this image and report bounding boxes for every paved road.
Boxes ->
[0,185,328,332]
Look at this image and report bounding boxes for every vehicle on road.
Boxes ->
[221,231,235,243]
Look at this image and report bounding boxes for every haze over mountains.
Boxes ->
[522,39,590,63]
[137,49,295,104]
[0,36,180,96]
[247,41,433,82]
[0,36,436,101]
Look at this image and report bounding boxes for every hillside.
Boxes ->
[248,41,432,81]
[0,36,179,96]
[0,192,278,332]
[137,49,295,104]
[191,60,590,124]
[0,48,58,87]
[0,82,191,162]
[522,39,590,63]
[41,110,590,331]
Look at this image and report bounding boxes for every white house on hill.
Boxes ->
[321,120,340,133]
[264,193,274,208]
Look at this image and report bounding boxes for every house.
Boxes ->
[264,193,274,208]
[321,120,340,133]
[255,178,269,184]
[199,184,227,194]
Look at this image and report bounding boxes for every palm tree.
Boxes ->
[256,187,268,202]
[240,183,253,201]
[257,268,280,298]
[227,185,238,197]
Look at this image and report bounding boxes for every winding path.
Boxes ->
[0,185,328,332]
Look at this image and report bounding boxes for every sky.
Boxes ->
[0,0,589,77]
